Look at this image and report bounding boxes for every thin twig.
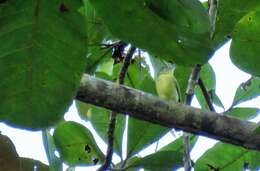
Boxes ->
[183,64,201,171]
[198,78,216,112]
[98,46,136,171]
[208,0,219,39]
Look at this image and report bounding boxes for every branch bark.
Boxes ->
[76,74,260,151]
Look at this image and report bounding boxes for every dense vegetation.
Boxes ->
[0,0,259,170]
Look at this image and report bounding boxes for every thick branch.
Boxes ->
[76,74,260,151]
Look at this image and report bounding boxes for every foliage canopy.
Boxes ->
[0,0,259,170]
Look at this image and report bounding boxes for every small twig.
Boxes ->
[198,78,216,112]
[208,0,219,39]
[98,46,136,171]
[183,64,201,171]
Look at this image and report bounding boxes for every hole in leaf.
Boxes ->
[85,144,91,153]
[59,3,69,12]
[54,150,60,158]
[247,16,252,22]
[93,158,99,165]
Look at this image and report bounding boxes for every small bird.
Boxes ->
[155,67,180,102]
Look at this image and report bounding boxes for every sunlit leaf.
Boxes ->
[76,101,125,158]
[53,121,104,166]
[126,151,183,171]
[225,107,259,120]
[195,143,260,171]
[232,77,260,106]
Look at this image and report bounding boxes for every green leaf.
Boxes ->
[214,0,260,47]
[53,121,104,166]
[159,135,198,153]
[0,0,87,129]
[225,107,259,120]
[127,119,169,158]
[0,133,20,171]
[76,101,126,158]
[20,157,50,171]
[81,0,113,73]
[174,65,193,102]
[195,143,260,171]
[126,151,183,171]
[42,130,63,171]
[88,0,212,66]
[230,11,260,76]
[232,77,260,106]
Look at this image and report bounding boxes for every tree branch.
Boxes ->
[98,46,136,171]
[183,64,201,171]
[208,0,219,39]
[76,74,260,151]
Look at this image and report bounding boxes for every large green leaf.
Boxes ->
[195,143,260,171]
[232,77,260,106]
[0,0,87,129]
[53,121,105,166]
[213,0,260,47]
[88,0,212,66]
[76,101,126,159]
[126,151,183,171]
[230,11,260,76]
[0,133,20,171]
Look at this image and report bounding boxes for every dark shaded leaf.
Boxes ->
[20,157,50,171]
[0,133,20,171]
[88,0,212,66]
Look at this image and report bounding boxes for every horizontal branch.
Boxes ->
[76,74,260,151]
